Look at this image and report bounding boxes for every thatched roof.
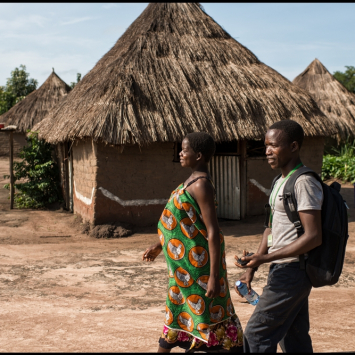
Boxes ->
[293,59,355,141]
[35,3,335,145]
[1,70,71,133]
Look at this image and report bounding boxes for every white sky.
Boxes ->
[0,3,354,87]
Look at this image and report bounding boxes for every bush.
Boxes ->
[3,131,63,208]
[321,139,355,183]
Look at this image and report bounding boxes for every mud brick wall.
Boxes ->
[300,137,324,174]
[72,139,98,223]
[0,132,27,157]
[95,142,190,226]
[247,157,275,216]
[246,137,325,216]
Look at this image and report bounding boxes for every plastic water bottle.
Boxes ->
[235,280,259,306]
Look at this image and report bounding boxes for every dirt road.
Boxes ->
[0,157,354,352]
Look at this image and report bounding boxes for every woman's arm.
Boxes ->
[142,242,162,262]
[187,179,221,298]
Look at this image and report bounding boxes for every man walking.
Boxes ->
[235,120,323,353]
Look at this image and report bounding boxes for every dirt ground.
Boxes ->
[0,157,354,352]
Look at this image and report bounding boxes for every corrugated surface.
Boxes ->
[209,155,240,220]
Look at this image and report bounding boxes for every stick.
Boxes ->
[9,131,14,209]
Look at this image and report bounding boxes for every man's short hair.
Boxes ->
[185,132,216,163]
[268,120,304,148]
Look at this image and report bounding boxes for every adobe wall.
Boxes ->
[71,137,325,225]
[300,137,324,174]
[247,157,275,216]
[246,137,324,216]
[0,132,27,156]
[95,142,190,227]
[72,140,98,224]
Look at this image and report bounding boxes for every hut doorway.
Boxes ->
[209,155,241,220]
[209,141,241,220]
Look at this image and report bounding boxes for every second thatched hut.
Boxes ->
[35,3,335,226]
[0,69,71,156]
[293,58,355,142]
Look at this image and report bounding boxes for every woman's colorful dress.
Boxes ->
[158,181,243,351]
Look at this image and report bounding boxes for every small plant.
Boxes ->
[3,131,63,208]
[322,138,355,183]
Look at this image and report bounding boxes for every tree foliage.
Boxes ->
[333,66,355,94]
[322,138,355,183]
[0,65,38,115]
[70,73,81,89]
[3,131,63,208]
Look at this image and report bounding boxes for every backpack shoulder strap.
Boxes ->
[283,167,321,223]
[264,173,282,228]
[283,166,322,269]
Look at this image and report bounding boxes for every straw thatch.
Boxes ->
[293,59,355,141]
[1,70,71,133]
[35,3,335,146]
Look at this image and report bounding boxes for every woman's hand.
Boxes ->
[205,275,221,299]
[142,242,162,262]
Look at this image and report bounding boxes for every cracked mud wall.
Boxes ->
[72,139,98,224]
[94,142,190,227]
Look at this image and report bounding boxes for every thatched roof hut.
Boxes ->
[1,69,71,133]
[293,58,355,141]
[36,3,335,146]
[37,3,336,226]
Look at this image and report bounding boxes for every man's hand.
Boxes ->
[205,275,220,299]
[235,251,266,269]
[234,268,255,297]
[142,242,162,262]
[234,249,250,267]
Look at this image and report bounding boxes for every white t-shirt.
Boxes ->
[268,172,323,264]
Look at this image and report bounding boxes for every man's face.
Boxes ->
[264,129,295,169]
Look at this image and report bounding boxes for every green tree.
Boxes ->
[3,131,63,208]
[0,65,38,115]
[70,72,81,89]
[333,66,355,94]
[0,87,16,115]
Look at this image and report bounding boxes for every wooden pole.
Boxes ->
[64,143,70,210]
[9,131,14,209]
[239,139,247,219]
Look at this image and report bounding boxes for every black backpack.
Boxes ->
[265,166,349,288]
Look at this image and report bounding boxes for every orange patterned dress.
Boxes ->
[158,179,243,352]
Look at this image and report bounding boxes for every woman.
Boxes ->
[143,132,243,353]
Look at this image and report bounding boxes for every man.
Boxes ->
[235,120,323,353]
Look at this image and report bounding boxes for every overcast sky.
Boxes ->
[0,3,354,87]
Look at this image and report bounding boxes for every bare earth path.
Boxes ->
[0,157,354,352]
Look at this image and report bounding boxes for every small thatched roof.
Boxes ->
[1,70,71,134]
[35,3,335,145]
[293,59,355,141]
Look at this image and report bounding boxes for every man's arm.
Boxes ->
[240,209,322,268]
[257,227,271,255]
